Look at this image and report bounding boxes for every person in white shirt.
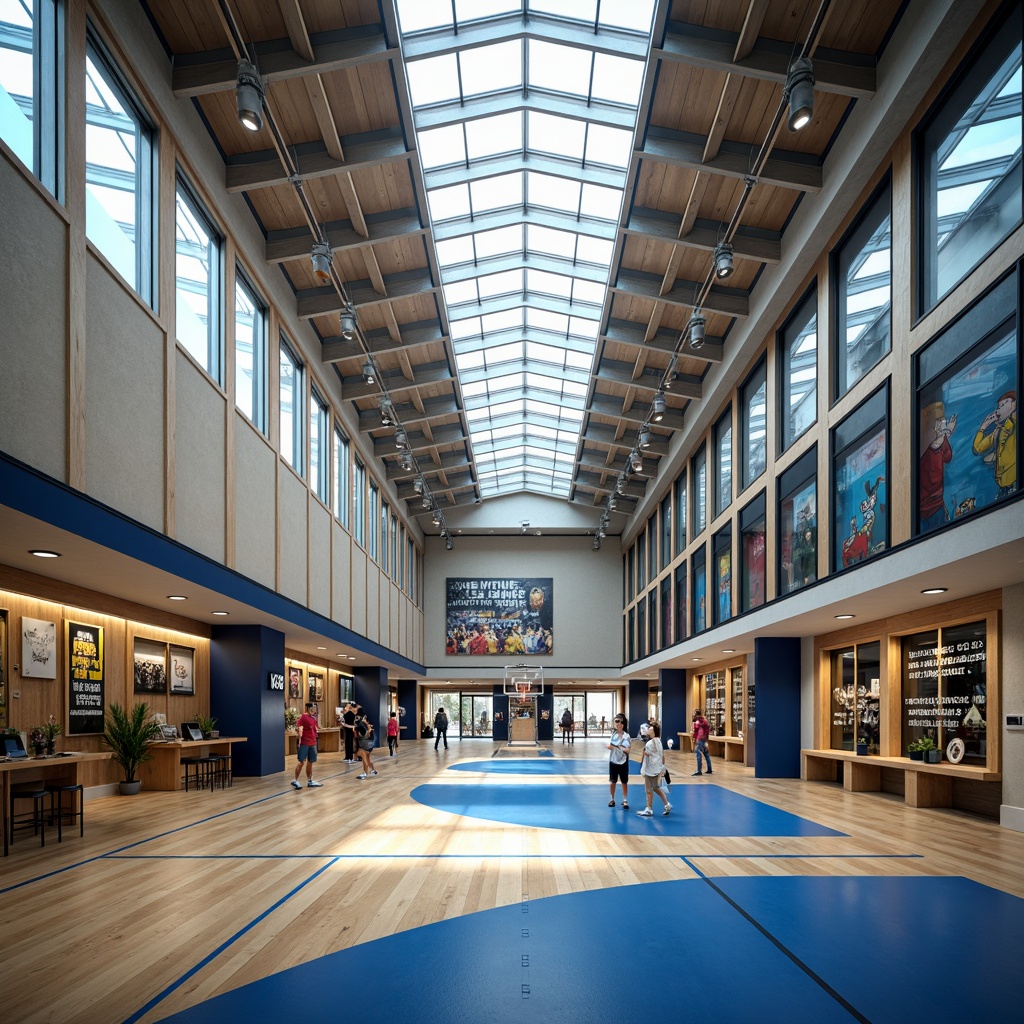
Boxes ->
[606,714,631,809]
[637,720,671,817]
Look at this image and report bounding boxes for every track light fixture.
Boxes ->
[422,493,431,509]
[310,241,332,284]
[608,496,617,511]
[432,510,442,526]
[400,450,413,471]
[651,391,666,422]
[445,535,453,551]
[630,450,643,474]
[713,242,734,278]
[414,476,424,494]
[785,57,815,131]
[592,536,601,551]
[394,428,407,450]
[689,307,706,349]
[615,473,626,495]
[379,396,394,427]
[339,302,358,341]
[235,59,264,132]
[361,358,375,385]
[638,427,651,449]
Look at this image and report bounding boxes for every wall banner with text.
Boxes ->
[68,621,105,735]
[446,578,553,655]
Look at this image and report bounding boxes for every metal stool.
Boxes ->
[209,753,232,789]
[46,782,84,840]
[10,785,50,849]
[182,755,218,791]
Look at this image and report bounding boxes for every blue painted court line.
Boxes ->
[450,757,641,775]
[411,782,846,837]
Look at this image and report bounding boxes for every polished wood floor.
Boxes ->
[1,739,1022,1023]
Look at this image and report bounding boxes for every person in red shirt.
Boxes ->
[691,708,713,777]
[386,710,399,756]
[291,703,323,789]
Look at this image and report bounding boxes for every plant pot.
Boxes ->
[908,749,924,761]
[46,740,56,756]
[33,744,46,757]
[923,750,942,764]
[856,743,868,756]
[118,780,143,795]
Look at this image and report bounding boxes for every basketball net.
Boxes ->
[516,682,530,695]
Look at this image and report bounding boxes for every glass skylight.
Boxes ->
[395,0,657,498]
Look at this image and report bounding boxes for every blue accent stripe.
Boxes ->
[0,450,424,673]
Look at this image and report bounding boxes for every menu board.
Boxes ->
[68,621,105,735]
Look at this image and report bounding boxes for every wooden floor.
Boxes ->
[1,739,1022,1023]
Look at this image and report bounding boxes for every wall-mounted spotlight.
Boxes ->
[651,391,666,422]
[786,57,815,131]
[339,302,358,341]
[638,427,651,449]
[311,240,332,284]
[689,307,706,349]
[235,59,264,132]
[713,242,734,278]
[361,358,376,385]
[630,450,643,474]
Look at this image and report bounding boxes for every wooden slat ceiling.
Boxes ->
[141,0,903,527]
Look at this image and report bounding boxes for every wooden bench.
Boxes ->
[801,748,1000,808]
[677,733,745,762]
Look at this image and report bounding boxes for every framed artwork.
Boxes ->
[288,666,302,699]
[833,386,888,572]
[169,645,194,695]
[21,616,57,679]
[308,672,323,703]
[133,638,168,694]
[445,578,553,656]
[67,621,105,735]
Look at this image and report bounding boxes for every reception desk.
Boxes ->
[1,752,110,856]
[286,727,340,755]
[140,737,247,791]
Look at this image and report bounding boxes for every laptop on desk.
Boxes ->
[4,735,29,759]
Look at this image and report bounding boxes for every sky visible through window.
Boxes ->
[395,0,656,498]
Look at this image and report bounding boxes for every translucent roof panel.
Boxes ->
[395,0,657,498]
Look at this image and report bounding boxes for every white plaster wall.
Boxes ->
[278,469,308,605]
[1000,582,1024,831]
[234,420,277,589]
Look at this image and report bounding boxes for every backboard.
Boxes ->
[502,663,544,695]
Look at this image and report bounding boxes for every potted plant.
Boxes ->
[285,706,299,731]
[915,735,941,763]
[104,702,162,794]
[195,712,217,739]
[29,726,47,757]
[856,735,869,756]
[41,714,61,754]
[907,738,924,761]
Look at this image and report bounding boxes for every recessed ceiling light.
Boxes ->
[167,595,187,601]
[921,587,948,595]
[722,649,735,654]
[692,657,701,662]
[212,610,229,616]
[29,549,61,558]
[348,656,356,660]
[835,613,855,620]
[317,646,326,650]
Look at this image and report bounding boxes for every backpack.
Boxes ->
[435,710,446,729]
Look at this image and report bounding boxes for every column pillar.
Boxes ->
[753,636,801,778]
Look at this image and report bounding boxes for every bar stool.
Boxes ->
[10,784,51,849]
[182,755,218,791]
[209,753,232,789]
[46,782,84,840]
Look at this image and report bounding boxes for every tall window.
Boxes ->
[674,561,687,643]
[368,482,379,561]
[660,494,671,569]
[279,338,304,473]
[917,2,1022,314]
[779,285,818,451]
[714,407,732,518]
[85,30,155,305]
[0,0,62,199]
[627,544,635,601]
[636,596,646,660]
[309,389,329,503]
[406,535,415,595]
[353,459,366,546]
[660,574,672,649]
[713,525,732,626]
[674,470,686,554]
[646,513,657,581]
[636,530,647,591]
[830,641,881,753]
[740,493,766,613]
[333,427,350,527]
[740,358,767,489]
[691,544,706,634]
[234,269,267,433]
[175,177,223,382]
[379,499,389,573]
[778,446,816,595]
[692,446,706,537]
[834,175,892,398]
[391,511,399,580]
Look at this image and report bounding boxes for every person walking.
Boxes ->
[355,713,378,779]
[291,703,323,789]
[637,720,670,816]
[341,701,358,763]
[434,706,449,750]
[692,707,713,776]
[606,713,630,809]
[560,707,573,744]
[386,710,399,756]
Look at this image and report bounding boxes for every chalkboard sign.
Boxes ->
[68,621,105,734]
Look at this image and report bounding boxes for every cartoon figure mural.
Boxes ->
[972,390,1016,497]
[919,400,957,533]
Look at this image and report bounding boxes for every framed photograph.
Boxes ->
[169,645,195,695]
[21,616,57,679]
[133,638,168,694]
[159,724,178,741]
[288,666,302,699]
[308,672,324,702]
[445,577,553,656]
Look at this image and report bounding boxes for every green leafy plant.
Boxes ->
[195,712,217,738]
[103,702,162,783]
[909,736,937,753]
[285,706,299,730]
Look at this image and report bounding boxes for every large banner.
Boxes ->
[446,578,553,655]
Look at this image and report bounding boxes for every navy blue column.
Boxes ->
[355,666,388,747]
[397,679,417,744]
[492,685,509,742]
[536,691,553,741]
[628,679,648,735]
[753,636,801,778]
[210,624,285,778]
[659,668,687,746]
